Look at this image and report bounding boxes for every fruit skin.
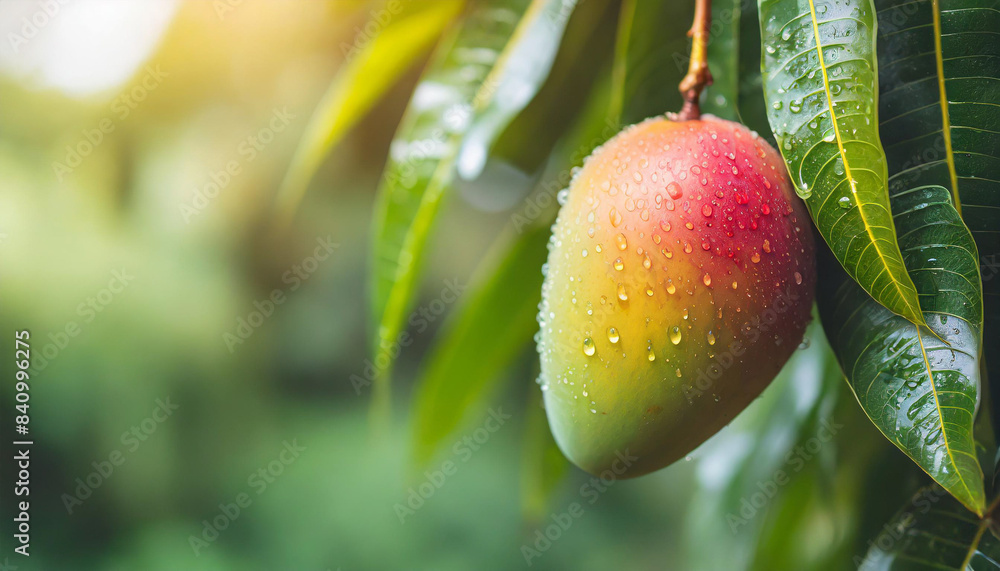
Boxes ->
[537,115,815,478]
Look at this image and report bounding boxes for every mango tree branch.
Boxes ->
[676,0,713,121]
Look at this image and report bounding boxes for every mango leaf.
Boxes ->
[701,0,776,140]
[273,0,464,226]
[608,0,693,124]
[609,0,759,124]
[758,0,926,326]
[702,0,742,120]
[488,0,618,174]
[453,0,584,180]
[736,0,772,141]
[874,0,1000,459]
[607,0,634,123]
[368,0,578,417]
[703,0,777,137]
[820,184,985,515]
[859,486,1000,570]
[410,223,550,469]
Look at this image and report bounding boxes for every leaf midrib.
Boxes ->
[915,331,980,514]
[849,370,983,523]
[806,0,924,325]
[931,0,962,214]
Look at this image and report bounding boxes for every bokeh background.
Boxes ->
[0,1,934,569]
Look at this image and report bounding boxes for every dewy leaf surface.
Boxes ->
[875,0,1000,457]
[821,184,986,515]
[368,0,577,415]
[758,0,926,325]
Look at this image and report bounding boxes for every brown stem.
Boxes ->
[675,0,713,121]
[987,493,1000,519]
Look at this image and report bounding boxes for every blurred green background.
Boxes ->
[0,1,933,569]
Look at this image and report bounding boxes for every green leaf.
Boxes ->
[703,0,742,120]
[703,0,774,140]
[368,0,578,417]
[609,0,693,124]
[758,0,926,326]
[859,486,999,570]
[454,0,586,180]
[874,0,1000,463]
[609,0,760,125]
[735,0,772,141]
[488,0,618,174]
[273,0,464,226]
[820,184,986,515]
[409,223,550,469]
[875,0,1000,250]
[607,0,636,123]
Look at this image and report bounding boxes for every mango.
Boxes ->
[537,116,815,477]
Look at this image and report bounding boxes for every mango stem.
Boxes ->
[676,0,713,121]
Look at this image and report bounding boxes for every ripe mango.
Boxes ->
[537,116,815,477]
